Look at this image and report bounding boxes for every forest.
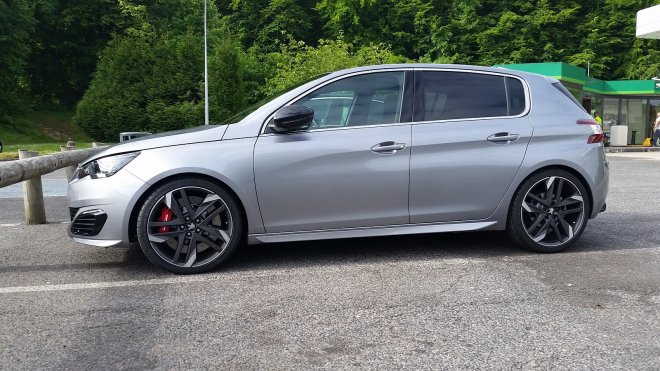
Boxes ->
[2,0,660,141]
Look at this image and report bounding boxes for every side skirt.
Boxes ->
[247,221,497,244]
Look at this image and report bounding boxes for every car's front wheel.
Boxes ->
[507,169,589,253]
[137,178,242,274]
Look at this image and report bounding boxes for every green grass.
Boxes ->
[0,142,95,159]
[0,111,96,159]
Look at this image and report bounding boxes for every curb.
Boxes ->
[605,146,660,153]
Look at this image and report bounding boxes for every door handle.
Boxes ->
[487,133,519,143]
[371,141,406,153]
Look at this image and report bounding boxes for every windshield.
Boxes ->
[220,74,330,125]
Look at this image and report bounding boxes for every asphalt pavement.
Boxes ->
[0,154,658,369]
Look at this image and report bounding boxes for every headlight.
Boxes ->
[78,151,140,179]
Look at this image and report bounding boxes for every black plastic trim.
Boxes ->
[71,210,108,236]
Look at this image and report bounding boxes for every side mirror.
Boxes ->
[270,105,314,133]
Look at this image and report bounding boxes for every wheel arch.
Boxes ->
[512,164,594,219]
[127,172,250,244]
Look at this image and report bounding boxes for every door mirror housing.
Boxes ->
[270,105,314,133]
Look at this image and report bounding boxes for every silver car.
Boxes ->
[68,64,609,274]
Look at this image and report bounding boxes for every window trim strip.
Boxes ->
[259,67,532,135]
[411,68,531,124]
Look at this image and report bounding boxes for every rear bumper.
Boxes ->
[585,144,609,219]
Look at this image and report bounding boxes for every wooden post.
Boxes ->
[92,142,104,148]
[60,145,77,181]
[18,150,47,225]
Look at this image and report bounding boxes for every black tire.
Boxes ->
[137,178,243,274]
[507,169,590,253]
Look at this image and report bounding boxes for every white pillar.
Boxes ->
[610,125,629,146]
[204,0,209,126]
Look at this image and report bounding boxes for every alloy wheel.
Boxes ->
[146,186,233,268]
[520,176,585,247]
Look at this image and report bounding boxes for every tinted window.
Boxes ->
[294,72,404,129]
[507,77,526,115]
[417,71,508,121]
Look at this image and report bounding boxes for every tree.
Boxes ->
[73,0,247,141]
[316,0,434,58]
[209,36,246,121]
[216,0,322,52]
[263,36,408,95]
[26,0,126,108]
[0,0,35,122]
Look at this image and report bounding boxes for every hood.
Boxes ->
[85,125,228,163]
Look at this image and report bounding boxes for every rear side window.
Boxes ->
[551,82,586,112]
[415,71,508,121]
[506,77,526,116]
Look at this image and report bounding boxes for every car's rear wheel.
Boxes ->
[137,178,242,274]
[507,169,589,253]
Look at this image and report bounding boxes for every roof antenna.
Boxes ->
[204,0,209,125]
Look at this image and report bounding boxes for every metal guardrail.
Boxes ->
[0,142,107,224]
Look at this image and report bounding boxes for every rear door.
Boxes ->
[409,70,533,223]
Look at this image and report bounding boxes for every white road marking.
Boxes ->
[0,222,68,227]
[0,276,221,294]
[0,258,488,294]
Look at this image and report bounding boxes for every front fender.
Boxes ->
[122,137,264,235]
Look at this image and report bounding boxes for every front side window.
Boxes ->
[415,71,525,122]
[293,72,405,129]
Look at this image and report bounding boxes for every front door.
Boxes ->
[409,70,534,223]
[254,71,412,233]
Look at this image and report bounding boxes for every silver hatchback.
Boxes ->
[68,64,609,274]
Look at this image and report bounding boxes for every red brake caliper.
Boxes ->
[158,206,173,233]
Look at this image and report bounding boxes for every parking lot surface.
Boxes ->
[0,153,658,369]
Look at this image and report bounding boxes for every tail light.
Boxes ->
[587,133,604,144]
[577,119,604,144]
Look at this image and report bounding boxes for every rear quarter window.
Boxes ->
[506,77,526,116]
[552,82,587,112]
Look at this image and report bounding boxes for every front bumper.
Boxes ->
[67,168,147,248]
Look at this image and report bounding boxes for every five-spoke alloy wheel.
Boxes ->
[507,169,589,253]
[137,178,242,274]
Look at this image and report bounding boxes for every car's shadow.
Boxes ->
[218,226,643,273]
[5,209,650,276]
[104,230,523,276]
[227,231,516,270]
[104,209,657,274]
